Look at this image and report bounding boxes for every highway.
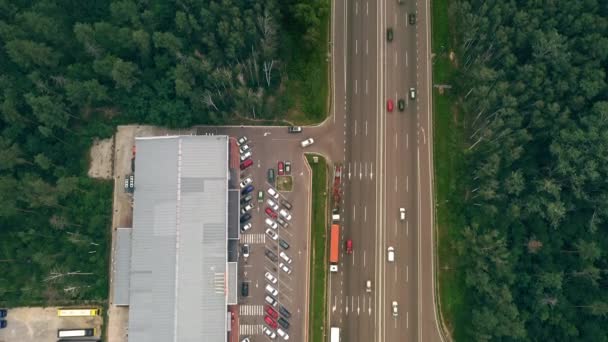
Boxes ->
[327,0,443,341]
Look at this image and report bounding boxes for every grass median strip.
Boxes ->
[306,155,328,342]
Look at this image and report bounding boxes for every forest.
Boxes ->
[447,0,608,340]
[0,0,327,305]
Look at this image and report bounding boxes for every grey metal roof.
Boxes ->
[128,135,229,342]
[227,262,238,305]
[113,228,132,306]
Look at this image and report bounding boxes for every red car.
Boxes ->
[278,161,285,175]
[265,305,279,319]
[265,207,278,219]
[240,159,253,170]
[387,99,394,112]
[346,239,353,254]
[264,315,278,329]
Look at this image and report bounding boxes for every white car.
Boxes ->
[279,262,292,275]
[400,208,406,221]
[279,209,292,221]
[387,246,395,262]
[241,222,252,232]
[267,187,280,199]
[265,272,278,284]
[277,328,290,340]
[239,144,250,154]
[265,284,279,296]
[237,136,248,146]
[241,338,251,342]
[266,228,278,240]
[265,295,277,307]
[242,244,250,258]
[409,87,416,100]
[279,251,292,264]
[266,199,280,211]
[239,177,253,188]
[263,326,277,339]
[300,138,314,147]
[240,203,254,213]
[240,151,252,161]
[265,218,278,230]
[392,301,399,316]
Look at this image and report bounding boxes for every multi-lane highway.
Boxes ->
[328,0,443,341]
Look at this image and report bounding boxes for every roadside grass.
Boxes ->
[306,155,329,342]
[432,0,469,340]
[280,3,330,125]
[276,175,293,192]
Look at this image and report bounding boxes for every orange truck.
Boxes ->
[329,224,340,272]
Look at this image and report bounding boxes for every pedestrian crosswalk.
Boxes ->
[239,324,263,335]
[241,233,265,244]
[240,305,264,316]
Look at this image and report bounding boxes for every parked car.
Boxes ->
[278,161,284,175]
[239,177,253,188]
[279,239,290,250]
[300,138,314,147]
[267,199,280,211]
[0,309,6,318]
[276,217,289,228]
[266,228,278,240]
[265,272,278,284]
[279,209,292,221]
[241,222,252,232]
[266,305,279,319]
[263,326,277,339]
[241,194,252,204]
[240,151,252,161]
[265,207,278,219]
[285,161,291,175]
[239,144,250,154]
[241,184,254,195]
[277,328,290,340]
[0,320,7,329]
[268,168,275,184]
[240,159,254,170]
[288,126,302,133]
[258,190,264,202]
[279,262,292,275]
[265,249,278,262]
[265,217,279,230]
[265,315,278,329]
[279,251,292,264]
[241,282,249,297]
[240,213,252,223]
[265,284,279,296]
[281,200,293,210]
[240,203,254,214]
[279,305,292,319]
[265,295,278,307]
[237,136,248,146]
[267,188,280,199]
[242,244,250,258]
[278,317,290,330]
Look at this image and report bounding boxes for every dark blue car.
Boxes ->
[241,184,254,195]
[0,309,6,318]
[0,320,6,329]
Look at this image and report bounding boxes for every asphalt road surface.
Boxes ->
[327,0,444,341]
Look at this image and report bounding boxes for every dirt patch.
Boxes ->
[277,175,293,192]
[0,307,102,342]
[88,138,114,179]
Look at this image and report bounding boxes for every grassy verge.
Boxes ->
[432,0,469,340]
[280,3,330,124]
[306,155,328,342]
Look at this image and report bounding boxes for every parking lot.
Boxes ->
[198,126,315,342]
[0,307,103,342]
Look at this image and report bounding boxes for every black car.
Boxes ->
[288,126,303,133]
[278,317,290,329]
[0,309,6,318]
[387,28,394,41]
[241,184,254,195]
[281,200,293,210]
[279,239,290,250]
[409,13,416,25]
[265,249,278,262]
[279,305,291,319]
[276,217,289,228]
[241,282,249,297]
[240,213,252,223]
[0,320,7,329]
[398,99,405,111]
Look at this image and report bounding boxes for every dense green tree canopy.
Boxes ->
[450,0,608,340]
